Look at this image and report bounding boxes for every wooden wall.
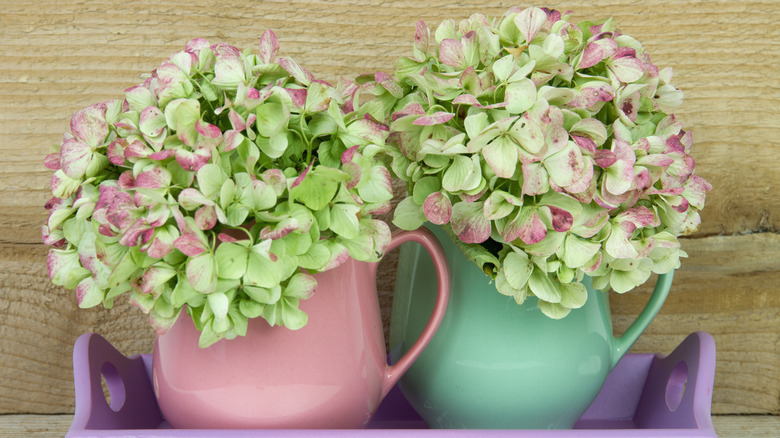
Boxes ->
[1,0,778,420]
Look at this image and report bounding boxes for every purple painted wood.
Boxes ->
[66,332,716,437]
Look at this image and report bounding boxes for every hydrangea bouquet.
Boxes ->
[43,31,394,347]
[379,7,711,318]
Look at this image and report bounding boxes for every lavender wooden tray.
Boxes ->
[66,331,716,437]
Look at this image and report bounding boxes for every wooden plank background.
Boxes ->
[1,0,778,433]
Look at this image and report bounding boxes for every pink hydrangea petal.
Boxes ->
[413,111,455,126]
[452,94,508,109]
[450,201,491,244]
[572,135,596,154]
[136,166,171,189]
[228,108,246,131]
[578,42,605,69]
[124,140,152,160]
[546,205,573,232]
[44,153,61,170]
[423,191,452,225]
[610,56,644,83]
[682,174,712,209]
[616,206,656,227]
[341,145,359,164]
[515,7,547,44]
[149,149,175,161]
[70,103,108,147]
[60,138,92,179]
[175,148,211,172]
[195,205,218,230]
[517,208,547,245]
[414,20,429,57]
[220,130,244,152]
[285,88,308,109]
[106,140,127,165]
[375,71,403,99]
[438,38,464,67]
[258,30,279,64]
[174,233,208,257]
[593,149,618,168]
[392,102,426,121]
[278,57,314,86]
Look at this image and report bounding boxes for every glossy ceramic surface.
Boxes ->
[389,225,672,429]
[153,228,450,429]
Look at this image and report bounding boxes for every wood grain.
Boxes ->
[1,0,778,420]
[0,414,778,437]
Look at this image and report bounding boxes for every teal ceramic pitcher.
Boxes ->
[389,225,673,429]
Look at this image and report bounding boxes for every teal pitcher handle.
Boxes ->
[610,271,674,369]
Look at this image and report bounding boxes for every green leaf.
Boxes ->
[215,242,249,279]
[330,203,360,239]
[284,273,317,299]
[244,248,282,288]
[255,102,289,137]
[559,281,588,309]
[280,298,308,330]
[197,164,228,200]
[291,171,339,211]
[442,155,481,192]
[186,252,218,293]
[239,298,264,319]
[392,197,426,230]
[296,241,331,270]
[244,285,281,304]
[170,276,200,307]
[562,235,601,268]
[538,300,571,319]
[502,251,533,290]
[528,267,562,303]
[505,79,537,114]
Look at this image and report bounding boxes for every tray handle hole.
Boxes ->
[665,360,688,411]
[100,362,126,412]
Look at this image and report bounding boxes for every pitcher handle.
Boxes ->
[380,227,450,398]
[610,271,674,369]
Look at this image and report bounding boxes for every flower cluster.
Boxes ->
[43,32,394,347]
[379,7,711,318]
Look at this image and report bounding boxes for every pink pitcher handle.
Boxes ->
[380,227,450,398]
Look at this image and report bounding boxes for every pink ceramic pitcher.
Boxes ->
[152,228,449,429]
